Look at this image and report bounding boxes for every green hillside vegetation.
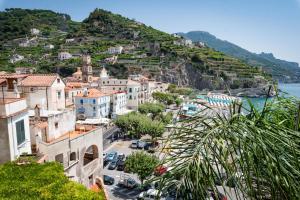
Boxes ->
[179,31,300,82]
[0,8,272,90]
[0,161,105,200]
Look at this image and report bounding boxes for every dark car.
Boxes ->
[117,160,125,171]
[117,153,125,161]
[103,175,115,185]
[108,159,118,170]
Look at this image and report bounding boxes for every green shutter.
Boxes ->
[16,120,25,145]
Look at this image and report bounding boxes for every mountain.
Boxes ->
[0,8,274,96]
[178,31,300,83]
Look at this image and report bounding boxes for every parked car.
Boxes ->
[138,189,167,200]
[131,140,139,148]
[105,151,118,162]
[103,175,115,185]
[117,160,125,171]
[117,153,125,161]
[118,175,137,189]
[108,159,118,170]
[138,141,146,149]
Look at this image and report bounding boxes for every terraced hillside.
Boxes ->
[0,8,273,93]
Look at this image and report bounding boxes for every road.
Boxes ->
[102,140,142,200]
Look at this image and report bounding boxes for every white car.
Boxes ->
[138,189,167,200]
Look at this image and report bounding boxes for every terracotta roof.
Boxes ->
[20,74,59,87]
[76,88,109,98]
[66,82,88,88]
[0,73,29,79]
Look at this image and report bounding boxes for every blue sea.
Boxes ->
[242,83,300,110]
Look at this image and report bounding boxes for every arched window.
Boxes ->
[83,145,99,166]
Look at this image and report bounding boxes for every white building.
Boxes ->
[10,54,24,64]
[30,104,103,188]
[0,97,31,164]
[30,28,40,35]
[45,44,54,50]
[105,91,128,118]
[108,46,123,54]
[126,80,141,110]
[104,55,118,64]
[98,68,128,93]
[65,38,75,43]
[19,74,66,111]
[65,82,88,106]
[75,88,111,119]
[58,52,73,60]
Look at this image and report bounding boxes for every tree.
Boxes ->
[0,161,105,199]
[125,151,159,184]
[175,98,183,107]
[115,112,164,140]
[158,96,300,199]
[138,102,165,119]
[152,92,177,105]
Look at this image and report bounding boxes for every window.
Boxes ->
[80,99,83,105]
[70,152,76,161]
[57,91,61,99]
[103,81,105,84]
[129,95,132,100]
[57,78,60,83]
[16,120,25,145]
[93,99,96,104]
[55,122,58,129]
[93,113,96,117]
[55,153,64,164]
[107,81,109,84]
[113,88,115,90]
[129,88,132,93]
[119,88,121,90]
[93,107,96,111]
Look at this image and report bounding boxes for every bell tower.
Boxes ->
[82,55,93,83]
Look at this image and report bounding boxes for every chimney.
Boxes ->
[83,88,88,97]
[34,104,41,120]
[13,80,20,98]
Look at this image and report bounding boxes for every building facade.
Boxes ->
[19,74,66,111]
[0,98,31,164]
[58,52,72,60]
[82,55,93,83]
[75,88,111,119]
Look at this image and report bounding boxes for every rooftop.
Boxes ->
[47,124,98,144]
[20,74,59,87]
[76,88,109,98]
[0,73,29,79]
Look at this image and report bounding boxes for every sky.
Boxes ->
[1,0,299,64]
